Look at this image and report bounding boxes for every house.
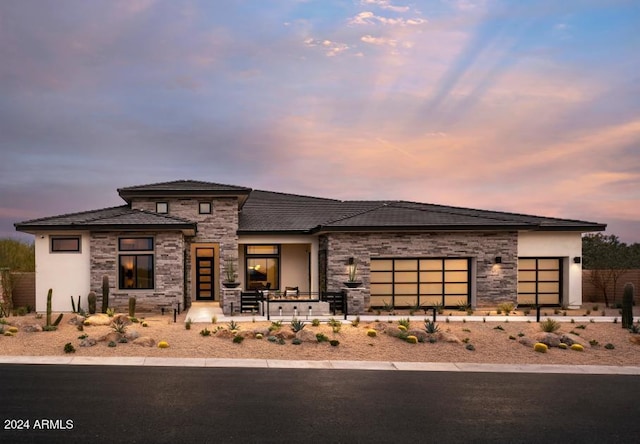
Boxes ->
[14,180,606,314]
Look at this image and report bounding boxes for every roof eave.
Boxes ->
[15,223,196,236]
[118,188,252,206]
[311,224,532,234]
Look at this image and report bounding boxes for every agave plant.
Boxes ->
[227,320,240,331]
[424,319,440,334]
[290,318,306,333]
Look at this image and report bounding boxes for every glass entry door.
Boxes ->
[195,248,215,301]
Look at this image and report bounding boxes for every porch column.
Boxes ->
[221,288,241,315]
[344,286,369,315]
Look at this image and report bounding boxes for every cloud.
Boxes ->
[360,0,410,13]
[304,38,351,56]
[349,11,427,26]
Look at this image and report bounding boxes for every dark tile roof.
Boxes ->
[15,206,196,232]
[118,180,252,193]
[239,191,606,233]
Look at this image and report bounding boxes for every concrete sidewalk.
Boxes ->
[1,355,639,375]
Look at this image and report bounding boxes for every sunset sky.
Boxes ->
[2,0,639,242]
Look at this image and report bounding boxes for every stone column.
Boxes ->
[344,287,369,315]
[221,288,241,315]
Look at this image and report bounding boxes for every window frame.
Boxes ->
[156,202,168,214]
[244,244,280,290]
[517,257,563,307]
[118,237,155,290]
[50,236,81,253]
[199,202,212,215]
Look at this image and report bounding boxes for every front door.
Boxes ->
[195,248,215,301]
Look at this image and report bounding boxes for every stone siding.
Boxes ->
[90,231,184,312]
[131,197,240,307]
[321,232,518,309]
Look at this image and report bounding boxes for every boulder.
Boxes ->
[21,324,43,333]
[133,337,156,347]
[629,336,640,345]
[273,330,295,340]
[111,314,132,326]
[385,326,405,338]
[371,322,388,332]
[437,332,462,344]
[533,332,561,348]
[79,338,97,347]
[97,332,120,343]
[215,329,235,339]
[237,330,255,339]
[406,329,429,343]
[67,315,86,326]
[560,333,589,348]
[518,337,536,347]
[84,314,112,326]
[253,328,270,337]
[125,330,140,341]
[295,329,317,343]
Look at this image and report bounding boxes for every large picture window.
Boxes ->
[370,258,470,308]
[245,245,279,290]
[119,237,154,290]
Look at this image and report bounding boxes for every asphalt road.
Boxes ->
[1,364,639,443]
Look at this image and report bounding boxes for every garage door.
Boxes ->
[370,258,470,308]
[517,258,562,306]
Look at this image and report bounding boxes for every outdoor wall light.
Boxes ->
[494,256,502,264]
[573,256,582,264]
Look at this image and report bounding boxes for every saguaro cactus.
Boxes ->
[128,297,136,318]
[101,275,110,314]
[46,288,53,327]
[622,283,635,329]
[88,291,97,315]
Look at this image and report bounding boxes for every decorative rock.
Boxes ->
[80,338,97,347]
[560,333,589,348]
[519,337,536,347]
[533,332,561,348]
[133,337,156,347]
[385,326,405,338]
[295,329,317,343]
[274,330,295,340]
[437,332,462,344]
[97,332,120,343]
[254,328,270,337]
[238,330,255,339]
[629,335,640,345]
[125,330,140,341]
[84,314,112,326]
[215,329,234,339]
[372,322,388,331]
[67,315,86,326]
[406,329,429,343]
[21,324,43,333]
[111,314,132,326]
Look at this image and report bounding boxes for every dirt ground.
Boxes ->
[1,304,639,367]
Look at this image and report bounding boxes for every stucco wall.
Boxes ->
[34,232,91,312]
[518,231,583,307]
[320,231,518,307]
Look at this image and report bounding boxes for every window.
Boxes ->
[245,245,280,290]
[370,258,470,307]
[199,202,212,214]
[517,258,562,306]
[156,202,168,214]
[119,237,154,290]
[51,236,81,253]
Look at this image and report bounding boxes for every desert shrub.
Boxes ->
[211,315,217,324]
[232,335,244,344]
[534,343,548,353]
[539,318,560,333]
[108,341,117,348]
[570,344,584,352]
[269,320,282,331]
[493,325,504,331]
[267,336,277,343]
[508,335,516,340]
[158,341,169,348]
[498,302,514,315]
[118,337,128,344]
[329,339,340,346]
[589,340,599,346]
[406,335,418,344]
[465,344,475,351]
[367,329,377,337]
[292,338,302,345]
[604,343,615,350]
[351,316,360,327]
[185,318,192,330]
[63,343,75,353]
[316,333,329,343]
[200,328,211,337]
[311,319,320,327]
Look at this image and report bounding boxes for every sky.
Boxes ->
[1,0,639,243]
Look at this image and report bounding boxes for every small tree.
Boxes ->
[0,267,15,316]
[583,234,632,307]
